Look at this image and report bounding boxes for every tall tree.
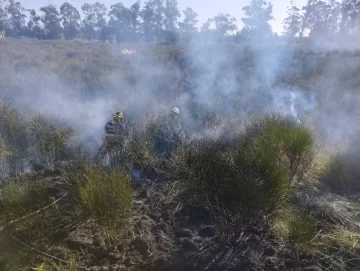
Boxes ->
[4,0,26,37]
[40,5,62,39]
[178,7,198,34]
[60,2,81,40]
[140,0,164,41]
[130,1,141,38]
[108,2,132,42]
[301,0,340,38]
[327,0,341,34]
[213,13,237,35]
[241,0,274,40]
[81,2,107,41]
[26,9,43,39]
[283,0,302,38]
[0,0,6,37]
[163,0,180,31]
[340,0,360,35]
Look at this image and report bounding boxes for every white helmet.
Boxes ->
[172,107,180,114]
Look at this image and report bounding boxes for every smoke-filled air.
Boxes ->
[0,0,360,270]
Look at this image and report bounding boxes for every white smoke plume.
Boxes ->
[1,36,359,154]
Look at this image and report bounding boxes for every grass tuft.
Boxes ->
[0,180,50,224]
[76,164,133,231]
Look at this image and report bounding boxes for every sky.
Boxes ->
[21,0,308,34]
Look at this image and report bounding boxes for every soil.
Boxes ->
[2,169,343,271]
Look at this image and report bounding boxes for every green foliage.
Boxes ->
[28,114,74,169]
[123,120,159,172]
[0,101,29,176]
[0,180,50,223]
[0,102,74,176]
[246,116,314,182]
[287,212,317,245]
[171,116,314,244]
[76,164,133,230]
[321,152,360,193]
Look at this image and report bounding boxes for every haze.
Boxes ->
[21,0,308,34]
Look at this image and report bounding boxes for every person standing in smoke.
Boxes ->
[105,111,124,136]
[99,111,128,169]
[154,107,186,158]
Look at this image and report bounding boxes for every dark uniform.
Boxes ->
[154,107,186,157]
[100,112,126,169]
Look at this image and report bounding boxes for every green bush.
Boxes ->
[77,164,133,230]
[171,116,314,244]
[243,115,314,181]
[0,180,50,223]
[0,102,29,176]
[98,115,182,175]
[320,152,360,193]
[28,114,74,169]
[123,121,159,172]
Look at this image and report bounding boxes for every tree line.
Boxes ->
[0,0,360,43]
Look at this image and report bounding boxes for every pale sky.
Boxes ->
[22,0,308,34]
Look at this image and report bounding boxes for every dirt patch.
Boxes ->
[2,171,357,270]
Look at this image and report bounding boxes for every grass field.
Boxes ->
[0,38,360,270]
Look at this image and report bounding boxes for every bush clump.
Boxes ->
[320,151,360,194]
[77,164,133,230]
[0,180,50,223]
[171,116,315,244]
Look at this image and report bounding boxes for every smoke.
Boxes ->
[2,34,360,155]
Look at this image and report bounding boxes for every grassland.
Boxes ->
[0,38,360,270]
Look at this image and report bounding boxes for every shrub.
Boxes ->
[28,114,74,170]
[171,116,314,244]
[76,164,133,231]
[123,121,159,173]
[242,115,314,182]
[0,180,50,223]
[320,151,360,194]
[0,102,29,176]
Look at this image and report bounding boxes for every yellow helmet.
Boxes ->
[112,111,123,121]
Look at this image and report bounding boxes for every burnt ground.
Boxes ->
[1,169,357,271]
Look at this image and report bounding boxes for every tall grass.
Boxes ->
[0,180,50,223]
[171,116,315,244]
[0,102,29,176]
[76,164,133,231]
[28,114,74,170]
[0,101,75,176]
[321,152,360,193]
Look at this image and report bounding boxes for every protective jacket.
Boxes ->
[105,120,121,135]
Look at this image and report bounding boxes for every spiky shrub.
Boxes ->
[123,115,178,175]
[77,164,133,231]
[28,114,73,169]
[0,102,29,176]
[321,152,360,193]
[99,114,183,176]
[0,137,10,180]
[171,116,314,244]
[242,115,315,182]
[0,180,50,223]
[123,121,159,175]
